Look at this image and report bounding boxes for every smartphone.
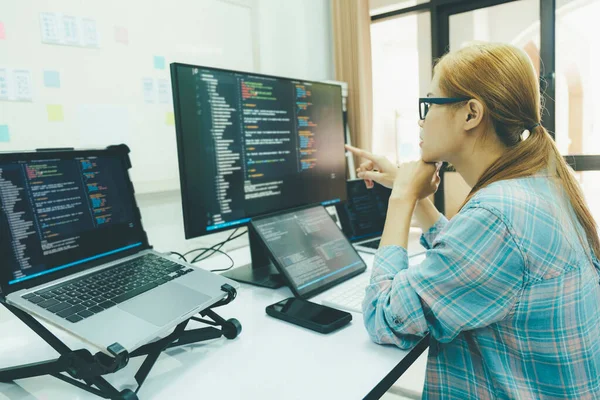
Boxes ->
[266,297,352,334]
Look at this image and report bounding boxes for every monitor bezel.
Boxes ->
[170,62,347,239]
[250,204,366,299]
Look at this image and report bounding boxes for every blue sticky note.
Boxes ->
[0,125,9,142]
[153,56,165,70]
[43,70,61,88]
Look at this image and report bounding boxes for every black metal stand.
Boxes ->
[0,284,242,400]
[221,224,286,289]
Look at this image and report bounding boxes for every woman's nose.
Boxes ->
[418,119,424,128]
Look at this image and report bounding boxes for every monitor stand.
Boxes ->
[222,226,286,289]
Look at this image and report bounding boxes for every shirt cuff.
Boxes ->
[419,213,449,249]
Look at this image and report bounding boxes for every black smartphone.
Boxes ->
[266,297,352,334]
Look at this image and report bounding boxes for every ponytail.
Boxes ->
[460,125,600,260]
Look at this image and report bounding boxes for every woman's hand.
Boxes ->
[345,144,397,189]
[391,160,442,201]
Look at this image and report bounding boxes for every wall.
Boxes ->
[0,0,335,193]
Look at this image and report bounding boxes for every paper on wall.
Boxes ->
[39,13,99,48]
[165,112,175,126]
[47,105,64,122]
[158,79,171,104]
[40,13,60,44]
[142,78,154,104]
[61,15,79,45]
[0,69,8,99]
[0,125,9,142]
[81,18,99,47]
[12,70,33,101]
[43,70,61,88]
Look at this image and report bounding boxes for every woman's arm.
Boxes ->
[414,197,442,232]
[363,205,525,349]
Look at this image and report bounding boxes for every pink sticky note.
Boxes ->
[0,22,6,40]
[114,26,128,44]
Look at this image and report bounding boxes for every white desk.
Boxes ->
[0,193,429,399]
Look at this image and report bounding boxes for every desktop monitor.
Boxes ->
[170,63,347,287]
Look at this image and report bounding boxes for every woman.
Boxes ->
[347,42,600,399]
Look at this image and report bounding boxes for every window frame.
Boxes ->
[371,0,600,214]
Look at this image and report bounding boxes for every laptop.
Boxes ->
[0,146,238,353]
[335,179,391,254]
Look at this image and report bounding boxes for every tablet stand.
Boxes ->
[0,284,241,400]
[222,225,286,289]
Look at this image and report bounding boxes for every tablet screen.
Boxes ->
[252,205,366,298]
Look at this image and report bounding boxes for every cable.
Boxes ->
[185,247,235,272]
[190,229,247,264]
[183,227,241,260]
[169,251,187,262]
[206,249,235,272]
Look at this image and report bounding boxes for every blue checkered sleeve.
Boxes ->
[362,205,525,349]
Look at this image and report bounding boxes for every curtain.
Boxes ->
[331,0,374,165]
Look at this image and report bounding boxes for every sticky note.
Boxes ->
[165,112,175,126]
[114,26,128,44]
[43,70,60,88]
[142,78,154,103]
[154,56,165,70]
[0,125,9,142]
[0,22,6,40]
[47,105,64,122]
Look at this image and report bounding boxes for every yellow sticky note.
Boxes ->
[47,105,64,122]
[165,111,175,126]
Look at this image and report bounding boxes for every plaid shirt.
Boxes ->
[363,176,600,399]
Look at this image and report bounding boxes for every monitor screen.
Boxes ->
[336,180,391,241]
[252,206,365,298]
[0,152,145,287]
[171,63,347,238]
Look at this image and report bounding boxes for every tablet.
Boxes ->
[251,205,367,298]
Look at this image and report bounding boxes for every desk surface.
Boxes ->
[0,194,428,400]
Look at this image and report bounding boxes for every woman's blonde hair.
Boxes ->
[435,42,599,260]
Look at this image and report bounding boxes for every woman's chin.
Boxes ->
[420,150,437,163]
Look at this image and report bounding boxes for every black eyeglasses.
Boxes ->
[419,97,470,120]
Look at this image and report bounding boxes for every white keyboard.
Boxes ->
[320,252,427,314]
[321,274,370,314]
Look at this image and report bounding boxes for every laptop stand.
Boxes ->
[0,284,241,400]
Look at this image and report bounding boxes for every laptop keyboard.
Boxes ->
[360,239,380,249]
[21,254,193,323]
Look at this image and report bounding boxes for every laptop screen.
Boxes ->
[0,151,145,287]
[336,180,391,242]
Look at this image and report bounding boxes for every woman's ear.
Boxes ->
[464,99,484,131]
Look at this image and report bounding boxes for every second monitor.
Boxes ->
[171,63,348,287]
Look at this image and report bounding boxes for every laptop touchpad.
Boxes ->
[119,283,210,327]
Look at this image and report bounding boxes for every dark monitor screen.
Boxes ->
[252,206,365,298]
[0,151,145,289]
[336,180,392,242]
[171,63,347,238]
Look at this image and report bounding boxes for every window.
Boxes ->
[370,0,429,16]
[555,0,600,156]
[370,12,432,164]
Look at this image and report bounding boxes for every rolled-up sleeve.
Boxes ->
[362,205,525,349]
[420,213,448,249]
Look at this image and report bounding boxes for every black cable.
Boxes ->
[190,229,247,264]
[184,228,241,260]
[169,251,187,262]
[187,247,235,272]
